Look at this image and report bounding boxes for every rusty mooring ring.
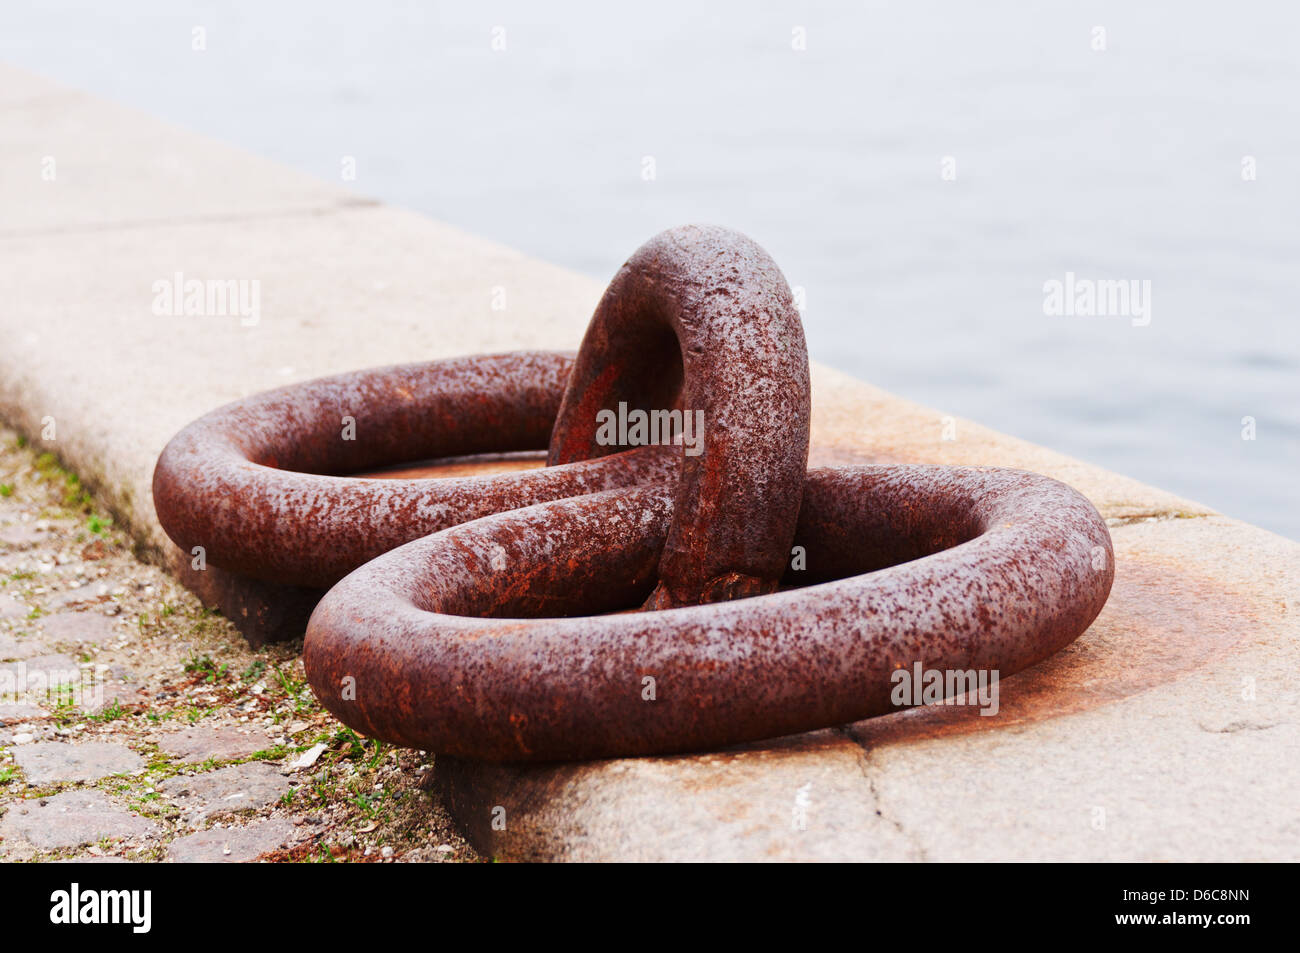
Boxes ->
[303,465,1114,761]
[155,224,1116,762]
[549,224,811,609]
[152,351,677,589]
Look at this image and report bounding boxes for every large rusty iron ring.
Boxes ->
[302,464,1114,761]
[153,223,1116,762]
[152,352,676,589]
[548,225,811,609]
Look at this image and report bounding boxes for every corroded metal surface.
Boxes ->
[155,224,1115,762]
[548,224,810,608]
[302,466,1114,761]
[152,352,676,589]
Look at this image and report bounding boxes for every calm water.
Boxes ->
[4,1,1298,538]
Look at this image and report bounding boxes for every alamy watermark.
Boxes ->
[1043,271,1151,327]
[1,662,103,709]
[50,883,151,933]
[594,402,705,457]
[890,662,1000,716]
[152,272,261,327]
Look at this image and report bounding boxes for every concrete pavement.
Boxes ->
[2,64,1296,861]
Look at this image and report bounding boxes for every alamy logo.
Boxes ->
[152,272,261,326]
[1042,271,1151,327]
[49,883,151,934]
[890,662,1000,716]
[1,662,103,708]
[594,402,705,457]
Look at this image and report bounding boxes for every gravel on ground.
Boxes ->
[0,427,478,863]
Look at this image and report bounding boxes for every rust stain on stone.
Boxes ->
[849,553,1254,747]
[356,452,547,481]
[806,445,898,468]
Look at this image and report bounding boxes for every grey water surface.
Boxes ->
[4,0,1297,538]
